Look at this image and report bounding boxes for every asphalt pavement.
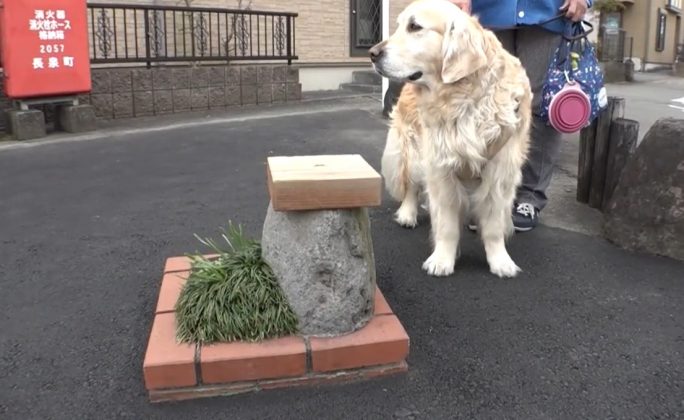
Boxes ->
[1,99,683,419]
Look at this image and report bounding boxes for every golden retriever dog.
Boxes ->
[370,0,532,278]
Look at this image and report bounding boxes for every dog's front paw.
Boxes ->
[422,251,456,277]
[394,208,418,228]
[488,252,521,278]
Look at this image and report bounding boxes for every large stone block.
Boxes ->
[226,84,240,106]
[152,69,174,90]
[226,67,240,86]
[287,66,299,83]
[113,92,134,118]
[603,118,684,261]
[272,83,287,104]
[111,69,133,93]
[209,86,226,108]
[241,66,258,85]
[77,94,91,105]
[154,90,174,114]
[273,66,288,83]
[241,85,257,105]
[134,91,154,116]
[56,104,97,133]
[7,109,46,140]
[191,88,209,110]
[261,203,377,337]
[258,66,273,84]
[191,67,209,88]
[173,89,191,111]
[91,71,112,94]
[90,93,114,119]
[172,68,191,89]
[257,84,272,104]
[132,69,153,91]
[208,66,226,86]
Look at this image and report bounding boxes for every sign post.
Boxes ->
[1,0,95,139]
[0,0,91,99]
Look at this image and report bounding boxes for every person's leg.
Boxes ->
[467,30,516,232]
[511,26,563,231]
[494,29,516,56]
[382,80,405,118]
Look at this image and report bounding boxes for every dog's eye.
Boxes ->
[408,22,423,32]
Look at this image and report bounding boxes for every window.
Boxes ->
[656,9,667,52]
[350,0,382,57]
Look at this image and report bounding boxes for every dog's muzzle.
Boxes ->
[369,42,385,64]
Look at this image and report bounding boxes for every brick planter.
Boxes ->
[143,256,410,403]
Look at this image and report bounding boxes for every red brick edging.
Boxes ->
[143,256,410,403]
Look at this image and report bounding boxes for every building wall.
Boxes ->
[0,63,301,134]
[389,0,413,32]
[647,3,680,64]
[87,0,422,91]
[621,0,681,67]
[621,0,648,62]
[88,0,415,65]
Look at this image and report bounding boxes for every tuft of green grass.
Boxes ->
[175,222,298,344]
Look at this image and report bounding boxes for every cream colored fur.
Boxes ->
[373,0,532,278]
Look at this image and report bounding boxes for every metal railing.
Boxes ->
[87,3,298,67]
[598,29,627,62]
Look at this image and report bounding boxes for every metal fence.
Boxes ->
[87,3,298,67]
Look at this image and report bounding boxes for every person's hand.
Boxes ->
[560,0,588,22]
[449,0,471,14]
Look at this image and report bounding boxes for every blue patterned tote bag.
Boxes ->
[539,18,608,132]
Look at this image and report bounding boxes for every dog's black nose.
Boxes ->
[369,45,384,63]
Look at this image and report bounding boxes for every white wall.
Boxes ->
[299,65,372,91]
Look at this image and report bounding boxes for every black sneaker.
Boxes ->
[467,202,540,232]
[513,202,539,232]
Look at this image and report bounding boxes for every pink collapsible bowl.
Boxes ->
[548,83,591,134]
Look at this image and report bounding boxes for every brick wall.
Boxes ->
[0,64,301,134]
[390,0,413,33]
[81,64,300,120]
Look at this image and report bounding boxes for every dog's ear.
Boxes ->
[441,16,487,84]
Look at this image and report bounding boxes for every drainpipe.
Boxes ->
[644,0,652,70]
[381,0,389,104]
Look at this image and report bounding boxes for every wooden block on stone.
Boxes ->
[266,154,382,211]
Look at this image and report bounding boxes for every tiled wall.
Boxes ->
[80,64,301,120]
[0,64,302,133]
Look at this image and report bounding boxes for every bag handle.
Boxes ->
[564,19,594,41]
[484,12,594,34]
[535,13,594,40]
[552,18,595,81]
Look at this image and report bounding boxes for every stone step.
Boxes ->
[340,83,382,94]
[352,70,382,85]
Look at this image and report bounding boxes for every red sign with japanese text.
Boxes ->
[0,0,91,99]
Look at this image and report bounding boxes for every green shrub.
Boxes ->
[175,223,298,344]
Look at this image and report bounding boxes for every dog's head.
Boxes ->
[370,0,488,87]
